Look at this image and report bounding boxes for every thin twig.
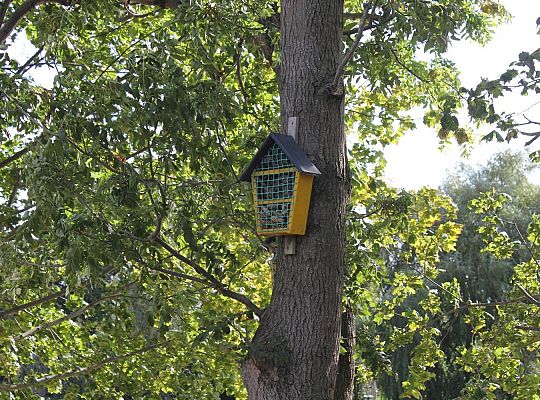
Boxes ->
[501,219,540,273]
[408,262,463,304]
[516,284,540,306]
[234,39,249,106]
[390,47,427,83]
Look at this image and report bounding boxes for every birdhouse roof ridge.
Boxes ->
[239,133,321,182]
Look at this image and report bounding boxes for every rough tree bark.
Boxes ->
[242,0,350,399]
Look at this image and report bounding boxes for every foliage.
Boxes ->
[371,152,540,399]
[0,0,535,398]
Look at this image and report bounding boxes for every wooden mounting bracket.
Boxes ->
[284,116,298,255]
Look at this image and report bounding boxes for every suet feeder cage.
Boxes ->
[240,133,321,236]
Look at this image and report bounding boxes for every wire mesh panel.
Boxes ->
[252,143,299,234]
[255,143,294,171]
[252,169,299,234]
[255,202,292,232]
[255,170,296,201]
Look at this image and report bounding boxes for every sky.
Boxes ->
[384,0,540,189]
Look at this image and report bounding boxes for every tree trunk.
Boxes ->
[334,308,356,400]
[242,0,349,399]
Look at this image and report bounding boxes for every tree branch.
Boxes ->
[153,237,263,317]
[325,1,378,96]
[0,0,70,44]
[343,6,395,35]
[343,21,377,35]
[0,289,65,319]
[448,295,540,315]
[524,132,540,146]
[0,147,29,170]
[149,265,212,286]
[128,0,180,9]
[516,325,540,332]
[516,284,540,306]
[390,47,427,83]
[16,44,44,75]
[0,340,170,392]
[0,0,12,28]
[12,282,137,341]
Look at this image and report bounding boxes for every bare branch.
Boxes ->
[153,237,263,317]
[524,115,540,126]
[525,132,540,146]
[0,341,170,392]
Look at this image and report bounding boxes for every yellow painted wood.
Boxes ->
[253,167,297,176]
[251,168,314,236]
[288,172,313,235]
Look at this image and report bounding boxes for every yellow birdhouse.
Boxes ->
[240,133,321,236]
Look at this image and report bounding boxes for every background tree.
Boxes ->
[377,150,540,399]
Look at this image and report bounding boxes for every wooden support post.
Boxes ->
[284,116,298,255]
[287,116,298,141]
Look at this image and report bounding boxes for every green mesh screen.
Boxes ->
[252,144,297,233]
[255,171,295,201]
[255,202,292,232]
[255,143,294,171]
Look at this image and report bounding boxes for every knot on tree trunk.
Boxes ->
[248,334,290,375]
[318,78,345,97]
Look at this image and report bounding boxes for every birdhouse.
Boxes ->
[240,133,321,236]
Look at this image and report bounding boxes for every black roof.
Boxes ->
[239,133,321,182]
